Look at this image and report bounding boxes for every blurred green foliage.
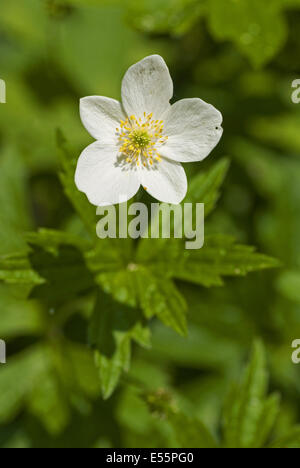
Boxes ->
[143,342,300,448]
[0,0,300,448]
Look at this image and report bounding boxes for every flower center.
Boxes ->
[131,130,151,148]
[116,113,168,167]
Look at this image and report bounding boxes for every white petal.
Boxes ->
[75,142,140,206]
[80,96,126,143]
[121,55,173,120]
[160,98,223,163]
[139,158,187,204]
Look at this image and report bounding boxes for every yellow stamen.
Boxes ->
[116,112,167,168]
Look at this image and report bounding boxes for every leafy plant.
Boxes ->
[143,342,300,448]
[0,0,299,449]
[0,133,279,409]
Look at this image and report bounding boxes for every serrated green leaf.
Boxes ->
[96,269,139,308]
[173,234,281,287]
[94,336,131,400]
[136,159,230,264]
[27,243,95,306]
[25,228,91,254]
[97,267,188,336]
[135,270,188,336]
[186,158,230,217]
[222,340,272,448]
[253,393,280,448]
[0,253,44,286]
[166,411,218,448]
[85,246,125,275]
[89,291,151,399]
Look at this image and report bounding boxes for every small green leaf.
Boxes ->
[89,291,151,399]
[222,340,275,448]
[186,158,230,217]
[94,336,131,400]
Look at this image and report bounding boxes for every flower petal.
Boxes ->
[160,98,223,163]
[80,96,126,143]
[121,55,173,120]
[139,158,187,204]
[75,142,140,206]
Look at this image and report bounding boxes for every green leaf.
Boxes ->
[186,158,230,217]
[135,270,188,336]
[89,291,151,399]
[94,337,131,401]
[136,159,230,263]
[207,0,288,68]
[222,340,277,448]
[97,267,188,336]
[166,411,218,448]
[0,345,50,423]
[0,253,44,286]
[25,228,91,254]
[96,270,139,308]
[27,243,95,306]
[27,370,70,435]
[136,158,229,271]
[64,343,101,398]
[253,393,281,448]
[173,234,281,287]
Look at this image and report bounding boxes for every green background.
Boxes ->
[0,0,300,448]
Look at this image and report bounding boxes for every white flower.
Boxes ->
[75,55,223,206]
